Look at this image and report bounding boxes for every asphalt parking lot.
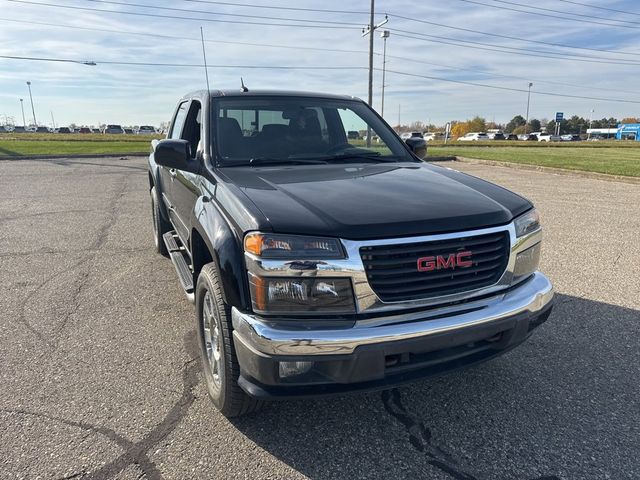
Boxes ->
[1,155,638,480]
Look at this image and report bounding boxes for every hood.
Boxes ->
[219,162,532,239]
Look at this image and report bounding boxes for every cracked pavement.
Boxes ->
[0,156,638,479]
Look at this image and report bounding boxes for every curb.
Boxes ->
[0,153,148,161]
[454,156,640,185]
[427,155,457,162]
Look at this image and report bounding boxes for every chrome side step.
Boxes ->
[163,231,194,295]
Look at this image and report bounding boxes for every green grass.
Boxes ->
[427,145,640,177]
[0,132,160,157]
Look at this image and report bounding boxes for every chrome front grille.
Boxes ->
[360,231,510,302]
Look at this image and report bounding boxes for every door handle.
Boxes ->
[169,168,177,179]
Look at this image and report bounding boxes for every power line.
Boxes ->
[0,17,369,55]
[385,13,640,58]
[456,0,640,30]
[3,53,640,105]
[5,0,355,29]
[4,16,638,96]
[14,0,640,61]
[381,68,640,104]
[386,53,640,96]
[0,55,367,69]
[183,0,368,15]
[391,30,640,66]
[488,0,640,26]
[81,0,361,26]
[554,0,640,18]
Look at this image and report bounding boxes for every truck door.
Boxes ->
[160,100,190,234]
[171,100,203,248]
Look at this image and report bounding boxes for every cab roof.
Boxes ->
[181,89,362,102]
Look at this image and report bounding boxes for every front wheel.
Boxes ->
[196,262,264,417]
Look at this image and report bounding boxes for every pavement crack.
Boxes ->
[80,330,201,480]
[381,389,563,480]
[15,174,129,349]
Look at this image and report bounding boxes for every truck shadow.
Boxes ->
[230,294,639,480]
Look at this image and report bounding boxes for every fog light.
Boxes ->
[279,361,313,378]
[513,243,541,281]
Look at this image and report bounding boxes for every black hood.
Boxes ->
[218,162,532,239]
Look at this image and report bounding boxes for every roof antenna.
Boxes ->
[240,77,249,92]
[200,26,211,95]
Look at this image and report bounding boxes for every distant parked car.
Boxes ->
[1,124,15,132]
[346,131,360,140]
[124,128,134,134]
[57,127,72,134]
[25,125,37,132]
[91,128,101,134]
[487,130,505,140]
[423,132,443,141]
[505,133,518,141]
[517,134,537,141]
[104,124,124,134]
[537,133,561,142]
[137,125,157,135]
[458,132,489,141]
[78,127,92,134]
[36,126,49,133]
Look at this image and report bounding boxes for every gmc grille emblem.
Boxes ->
[417,251,473,272]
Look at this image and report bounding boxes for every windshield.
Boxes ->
[213,96,415,166]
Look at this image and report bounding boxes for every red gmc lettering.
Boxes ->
[456,251,473,268]
[417,251,473,272]
[417,256,435,272]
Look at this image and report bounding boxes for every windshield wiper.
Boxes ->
[324,153,402,163]
[248,157,328,167]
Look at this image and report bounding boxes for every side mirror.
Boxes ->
[405,137,428,159]
[154,139,198,172]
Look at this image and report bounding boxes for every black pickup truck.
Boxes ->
[148,90,554,417]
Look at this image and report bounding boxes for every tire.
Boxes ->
[150,186,170,257]
[196,262,264,417]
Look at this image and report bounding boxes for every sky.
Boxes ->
[1,0,640,128]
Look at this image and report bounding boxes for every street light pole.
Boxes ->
[524,82,533,135]
[19,98,26,127]
[26,81,37,126]
[380,30,390,118]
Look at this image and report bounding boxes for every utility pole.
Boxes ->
[50,111,56,129]
[361,3,387,146]
[19,98,26,127]
[380,30,390,119]
[524,82,533,135]
[26,81,37,126]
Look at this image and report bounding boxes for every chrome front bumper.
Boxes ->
[231,271,553,357]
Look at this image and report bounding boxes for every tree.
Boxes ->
[505,115,526,133]
[451,122,469,138]
[620,117,639,124]
[528,119,541,132]
[467,116,487,132]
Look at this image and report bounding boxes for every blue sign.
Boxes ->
[555,112,564,122]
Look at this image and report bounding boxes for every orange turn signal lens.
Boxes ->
[244,233,264,256]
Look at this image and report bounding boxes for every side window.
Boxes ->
[169,101,189,139]
[182,101,202,157]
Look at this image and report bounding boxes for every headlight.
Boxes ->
[514,209,540,238]
[248,274,355,314]
[244,232,344,259]
[244,233,355,314]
